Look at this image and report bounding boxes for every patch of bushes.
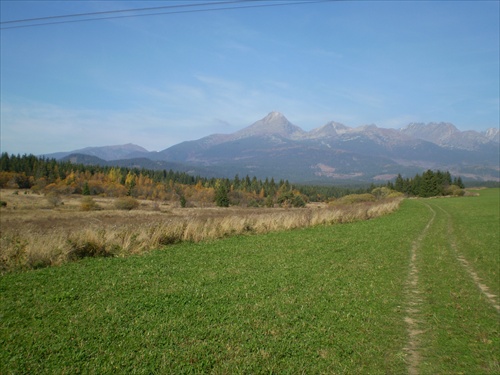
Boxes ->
[67,239,115,261]
[247,199,260,208]
[80,196,99,211]
[157,233,183,246]
[339,193,376,204]
[292,195,307,207]
[265,195,274,207]
[371,187,403,199]
[45,192,62,207]
[180,196,187,208]
[114,197,139,210]
[444,185,465,196]
[276,190,308,207]
[0,200,6,207]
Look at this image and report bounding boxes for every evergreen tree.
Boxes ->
[82,182,91,196]
[233,174,240,190]
[394,174,404,192]
[420,170,439,197]
[265,194,274,207]
[456,176,465,189]
[215,180,230,207]
[250,176,259,193]
[180,195,187,208]
[0,153,10,171]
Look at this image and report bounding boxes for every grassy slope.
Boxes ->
[1,191,498,374]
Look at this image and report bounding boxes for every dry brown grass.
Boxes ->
[0,189,402,273]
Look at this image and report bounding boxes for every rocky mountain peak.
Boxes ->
[235,111,305,139]
[262,111,288,124]
[307,121,350,138]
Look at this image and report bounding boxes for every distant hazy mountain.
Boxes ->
[47,112,499,183]
[44,143,149,161]
[400,122,499,151]
[60,153,224,178]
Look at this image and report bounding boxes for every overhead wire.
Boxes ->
[1,0,335,30]
[1,1,261,25]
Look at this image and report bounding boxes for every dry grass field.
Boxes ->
[0,189,401,272]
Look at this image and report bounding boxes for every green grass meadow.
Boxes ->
[1,190,499,374]
[416,190,500,374]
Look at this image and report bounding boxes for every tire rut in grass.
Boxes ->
[434,204,500,314]
[404,203,435,375]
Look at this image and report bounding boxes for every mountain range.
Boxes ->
[45,112,499,183]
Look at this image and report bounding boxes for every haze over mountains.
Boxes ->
[45,112,499,183]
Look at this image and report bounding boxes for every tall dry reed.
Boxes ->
[0,198,402,273]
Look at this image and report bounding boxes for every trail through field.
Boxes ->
[433,204,500,314]
[405,197,500,374]
[404,203,435,375]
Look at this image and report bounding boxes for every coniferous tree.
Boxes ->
[233,174,240,190]
[265,194,274,207]
[420,170,438,197]
[0,153,10,171]
[215,180,230,207]
[394,174,404,192]
[82,182,91,196]
[180,195,187,208]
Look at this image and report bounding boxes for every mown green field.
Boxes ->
[1,190,499,374]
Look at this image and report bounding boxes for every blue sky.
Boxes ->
[1,0,499,155]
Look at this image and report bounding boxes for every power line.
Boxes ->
[1,0,335,30]
[1,0,259,25]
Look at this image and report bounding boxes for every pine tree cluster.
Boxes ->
[390,170,465,197]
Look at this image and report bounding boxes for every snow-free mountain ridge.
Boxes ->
[43,143,149,161]
[234,111,306,139]
[45,112,499,182]
[400,122,498,150]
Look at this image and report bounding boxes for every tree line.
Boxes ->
[0,153,466,206]
[0,153,370,206]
